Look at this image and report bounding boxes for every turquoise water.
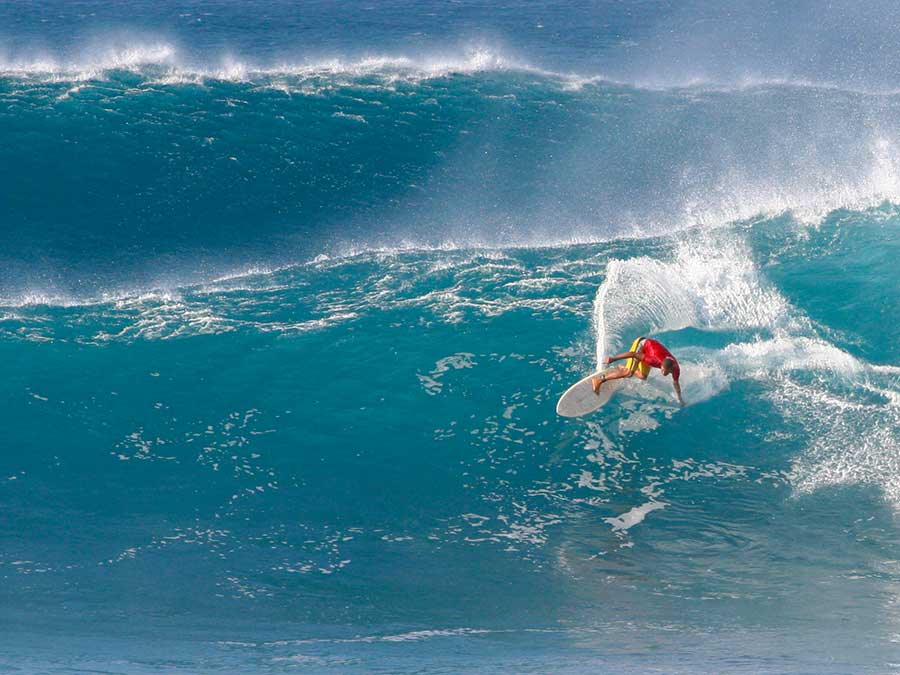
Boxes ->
[2,2,900,673]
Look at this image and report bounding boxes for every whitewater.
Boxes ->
[2,2,900,673]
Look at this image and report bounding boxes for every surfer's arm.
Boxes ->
[604,351,639,365]
[673,380,684,407]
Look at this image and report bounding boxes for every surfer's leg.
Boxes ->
[602,366,634,382]
[631,356,650,380]
[592,366,632,393]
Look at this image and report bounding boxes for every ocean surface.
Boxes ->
[2,2,900,673]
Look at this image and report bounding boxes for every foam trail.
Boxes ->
[593,236,791,366]
[591,229,900,512]
[780,374,900,504]
[676,337,872,407]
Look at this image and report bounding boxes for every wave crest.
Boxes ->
[0,42,537,84]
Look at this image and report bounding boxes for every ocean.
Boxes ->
[2,1,900,673]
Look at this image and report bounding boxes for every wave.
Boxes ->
[10,39,900,97]
[6,7,900,670]
[0,42,548,84]
[0,199,894,315]
[4,90,900,264]
[589,218,900,513]
[592,234,795,366]
[0,42,178,81]
[4,38,900,318]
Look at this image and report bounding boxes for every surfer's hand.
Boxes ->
[603,356,612,365]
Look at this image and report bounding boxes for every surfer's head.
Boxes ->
[661,357,675,376]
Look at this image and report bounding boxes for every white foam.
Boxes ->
[0,43,537,85]
[331,111,367,124]
[604,500,666,531]
[0,42,177,82]
[718,337,864,379]
[11,37,900,98]
[588,223,900,514]
[266,627,492,646]
[670,336,870,407]
[673,135,900,230]
[418,353,477,395]
[593,235,791,366]
[628,73,900,97]
[778,375,900,506]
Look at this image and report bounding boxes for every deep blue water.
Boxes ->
[2,2,900,673]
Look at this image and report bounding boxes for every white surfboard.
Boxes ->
[556,367,622,417]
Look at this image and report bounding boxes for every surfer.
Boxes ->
[592,337,684,406]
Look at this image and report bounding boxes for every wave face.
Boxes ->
[3,2,900,674]
[5,46,900,297]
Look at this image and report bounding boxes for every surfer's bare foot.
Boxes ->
[591,377,603,394]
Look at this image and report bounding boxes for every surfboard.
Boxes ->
[556,367,622,417]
